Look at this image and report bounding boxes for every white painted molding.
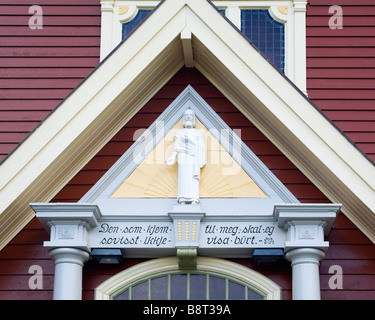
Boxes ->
[31,203,102,251]
[100,0,115,60]
[226,5,241,29]
[31,203,101,231]
[274,203,341,252]
[292,0,307,93]
[268,5,288,24]
[181,27,194,68]
[118,5,138,24]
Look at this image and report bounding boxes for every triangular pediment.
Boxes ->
[110,117,267,199]
[79,86,298,216]
[0,0,374,250]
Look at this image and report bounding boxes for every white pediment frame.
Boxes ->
[79,85,299,217]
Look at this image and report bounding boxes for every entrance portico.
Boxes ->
[32,202,340,300]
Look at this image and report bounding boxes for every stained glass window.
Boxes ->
[241,9,285,72]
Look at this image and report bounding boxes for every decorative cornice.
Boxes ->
[101,0,114,12]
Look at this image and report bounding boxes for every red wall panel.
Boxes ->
[307,0,375,162]
[0,0,100,162]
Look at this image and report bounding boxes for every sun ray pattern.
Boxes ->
[111,118,267,198]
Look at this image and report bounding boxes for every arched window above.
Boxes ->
[112,271,265,300]
[95,257,282,300]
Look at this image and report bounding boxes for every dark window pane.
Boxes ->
[229,281,245,300]
[171,274,187,300]
[132,281,148,300]
[190,274,206,300]
[209,276,226,300]
[122,9,152,40]
[247,287,264,300]
[151,276,168,300]
[114,289,129,300]
[241,9,285,73]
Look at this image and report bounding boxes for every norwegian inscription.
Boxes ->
[200,222,283,248]
[90,222,174,248]
[88,220,285,249]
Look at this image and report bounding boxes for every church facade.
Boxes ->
[0,0,375,300]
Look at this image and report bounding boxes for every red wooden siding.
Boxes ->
[0,0,100,162]
[307,0,375,162]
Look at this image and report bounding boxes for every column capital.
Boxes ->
[293,0,308,12]
[274,203,341,252]
[101,0,114,12]
[31,203,102,252]
[285,247,325,266]
[49,247,90,267]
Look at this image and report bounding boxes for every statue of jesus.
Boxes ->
[167,108,206,204]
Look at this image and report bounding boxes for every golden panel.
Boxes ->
[111,118,267,198]
[119,6,130,15]
[277,6,288,15]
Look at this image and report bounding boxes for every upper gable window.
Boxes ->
[241,9,285,73]
[100,0,307,93]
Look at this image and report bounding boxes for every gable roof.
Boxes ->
[0,0,374,250]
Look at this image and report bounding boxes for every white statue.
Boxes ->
[167,109,206,204]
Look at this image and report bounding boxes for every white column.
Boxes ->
[274,203,341,300]
[226,6,241,30]
[100,0,114,61]
[286,248,325,300]
[293,0,307,94]
[32,203,101,300]
[49,248,89,300]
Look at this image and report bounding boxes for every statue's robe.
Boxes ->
[173,128,206,204]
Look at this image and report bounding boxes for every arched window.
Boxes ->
[95,257,281,300]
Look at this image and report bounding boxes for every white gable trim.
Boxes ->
[100,0,308,93]
[0,0,374,250]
